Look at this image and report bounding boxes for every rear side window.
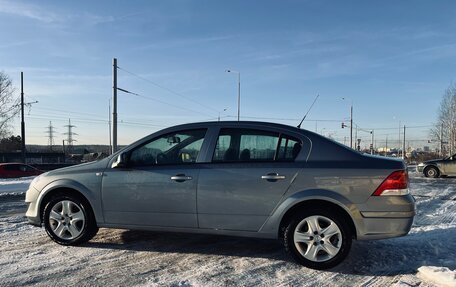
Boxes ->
[277,135,302,161]
[212,129,279,162]
[4,164,20,171]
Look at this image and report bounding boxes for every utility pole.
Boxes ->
[398,121,401,158]
[355,124,358,148]
[112,58,118,154]
[385,135,388,156]
[350,105,353,149]
[237,72,240,121]
[402,125,406,160]
[108,99,112,155]
[440,123,443,157]
[371,130,374,155]
[20,72,26,163]
[225,70,240,121]
[46,121,55,151]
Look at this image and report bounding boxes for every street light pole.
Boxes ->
[226,70,240,121]
[218,108,227,121]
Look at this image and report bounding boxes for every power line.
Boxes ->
[224,115,344,122]
[117,66,219,114]
[123,90,216,118]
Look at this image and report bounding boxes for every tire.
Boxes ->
[424,166,439,178]
[43,193,98,245]
[283,208,352,270]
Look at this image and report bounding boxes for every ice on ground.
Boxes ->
[0,176,34,195]
[417,266,456,287]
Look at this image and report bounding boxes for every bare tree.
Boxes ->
[431,83,456,156]
[0,71,19,138]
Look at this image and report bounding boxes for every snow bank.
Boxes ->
[0,177,34,195]
[417,266,456,287]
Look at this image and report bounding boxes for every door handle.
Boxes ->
[261,173,286,181]
[171,174,193,182]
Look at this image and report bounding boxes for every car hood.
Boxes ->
[422,159,445,165]
[45,157,111,176]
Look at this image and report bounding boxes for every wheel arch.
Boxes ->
[259,189,359,240]
[37,180,101,224]
[277,199,357,240]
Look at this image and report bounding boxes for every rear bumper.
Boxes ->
[355,194,415,240]
[356,212,414,240]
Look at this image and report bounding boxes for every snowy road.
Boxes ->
[0,173,455,286]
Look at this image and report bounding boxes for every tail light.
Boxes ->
[372,170,409,196]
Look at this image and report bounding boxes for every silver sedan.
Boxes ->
[25,121,415,269]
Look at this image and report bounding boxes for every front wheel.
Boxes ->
[283,209,352,270]
[43,194,98,245]
[424,166,439,178]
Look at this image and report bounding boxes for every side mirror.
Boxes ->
[111,153,128,168]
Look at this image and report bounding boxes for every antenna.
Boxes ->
[297,94,319,129]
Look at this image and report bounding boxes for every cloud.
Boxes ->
[0,1,61,23]
[0,1,119,26]
[137,35,236,51]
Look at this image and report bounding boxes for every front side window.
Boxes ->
[129,129,207,166]
[213,129,279,162]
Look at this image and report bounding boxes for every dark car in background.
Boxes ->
[417,153,456,177]
[0,163,43,178]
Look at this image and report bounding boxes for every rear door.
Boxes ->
[197,128,303,231]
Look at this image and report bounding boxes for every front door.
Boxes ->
[102,129,207,228]
[441,154,456,175]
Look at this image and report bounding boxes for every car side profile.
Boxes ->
[25,121,415,269]
[0,163,43,178]
[417,154,456,178]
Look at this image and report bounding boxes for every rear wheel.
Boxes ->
[424,166,439,178]
[283,209,352,270]
[43,194,98,245]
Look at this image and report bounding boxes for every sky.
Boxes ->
[1,0,455,149]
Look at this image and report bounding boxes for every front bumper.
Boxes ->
[25,185,42,227]
[416,165,425,173]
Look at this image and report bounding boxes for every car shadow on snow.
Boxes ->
[84,229,288,261]
[82,226,456,276]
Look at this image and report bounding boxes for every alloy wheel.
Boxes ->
[293,215,342,262]
[48,200,86,240]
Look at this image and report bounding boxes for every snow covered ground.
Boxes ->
[0,176,34,195]
[0,172,454,287]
